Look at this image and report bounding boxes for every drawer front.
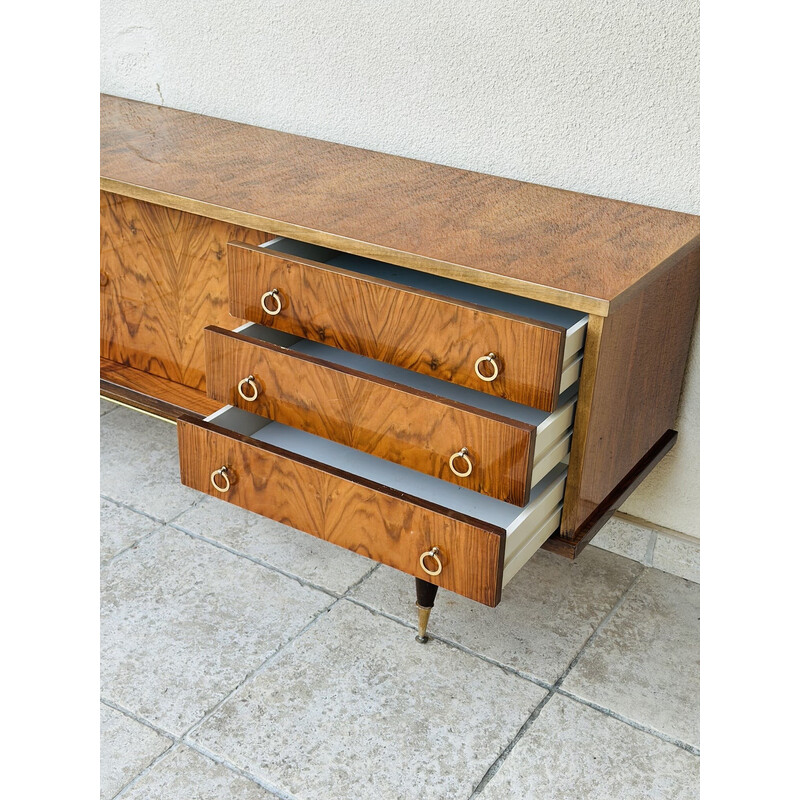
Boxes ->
[205,326,535,505]
[178,417,505,605]
[228,242,567,412]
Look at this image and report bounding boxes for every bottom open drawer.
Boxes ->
[178,406,568,606]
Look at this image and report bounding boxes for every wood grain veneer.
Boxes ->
[178,417,505,605]
[544,430,677,558]
[100,191,267,390]
[100,358,221,421]
[559,241,700,539]
[204,326,535,505]
[101,94,700,316]
[228,241,566,412]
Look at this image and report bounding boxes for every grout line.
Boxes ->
[109,742,180,800]
[550,568,645,688]
[343,596,554,691]
[101,697,182,741]
[554,688,700,755]
[99,493,208,528]
[182,597,342,742]
[100,495,167,525]
[340,561,382,596]
[468,568,647,798]
[468,688,557,799]
[101,495,210,566]
[181,739,301,800]
[101,696,301,799]
[168,523,342,600]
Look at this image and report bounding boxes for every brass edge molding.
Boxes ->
[560,313,605,536]
[100,395,177,425]
[100,178,611,317]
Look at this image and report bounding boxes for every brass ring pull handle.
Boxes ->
[449,448,473,478]
[419,546,443,576]
[237,375,259,402]
[474,352,499,382]
[210,466,231,493]
[260,289,282,316]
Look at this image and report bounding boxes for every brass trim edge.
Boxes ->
[100,178,611,317]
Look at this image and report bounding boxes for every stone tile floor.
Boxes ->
[100,399,700,799]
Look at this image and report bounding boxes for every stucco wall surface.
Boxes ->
[100,0,700,537]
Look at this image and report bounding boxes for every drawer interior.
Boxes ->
[259,237,589,361]
[235,322,578,485]
[206,404,568,587]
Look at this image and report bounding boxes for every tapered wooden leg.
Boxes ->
[415,578,439,643]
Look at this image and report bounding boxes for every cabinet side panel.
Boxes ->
[560,240,699,539]
[100,191,268,390]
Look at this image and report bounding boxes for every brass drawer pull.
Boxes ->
[419,546,442,576]
[237,375,259,401]
[260,289,282,316]
[210,465,231,493]
[449,447,473,478]
[474,352,499,382]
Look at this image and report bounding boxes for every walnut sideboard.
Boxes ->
[100,94,699,641]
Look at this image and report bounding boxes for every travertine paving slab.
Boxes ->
[101,398,118,415]
[562,568,699,747]
[101,407,198,521]
[101,498,162,562]
[191,601,547,800]
[351,547,642,684]
[591,515,654,565]
[175,498,373,595]
[480,694,699,800]
[102,528,331,734]
[652,534,700,583]
[121,746,277,799]
[100,704,172,800]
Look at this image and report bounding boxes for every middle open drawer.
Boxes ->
[204,323,577,507]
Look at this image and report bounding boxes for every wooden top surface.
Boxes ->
[101,94,699,315]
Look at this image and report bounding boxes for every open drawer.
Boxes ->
[228,237,588,412]
[205,323,577,506]
[177,406,568,606]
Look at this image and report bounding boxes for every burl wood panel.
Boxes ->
[204,326,536,505]
[560,240,700,539]
[100,357,221,421]
[100,191,267,390]
[178,418,505,605]
[228,242,566,412]
[101,94,700,315]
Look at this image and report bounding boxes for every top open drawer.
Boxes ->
[228,237,588,412]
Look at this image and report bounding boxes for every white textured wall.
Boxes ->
[100,0,700,537]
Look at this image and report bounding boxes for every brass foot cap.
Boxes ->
[416,603,433,644]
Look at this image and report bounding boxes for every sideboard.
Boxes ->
[100,94,699,641]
